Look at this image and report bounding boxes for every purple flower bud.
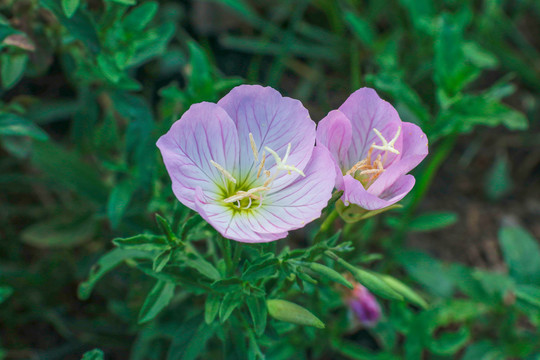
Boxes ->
[347,283,381,327]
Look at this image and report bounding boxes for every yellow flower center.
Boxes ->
[210,133,305,210]
[345,126,401,189]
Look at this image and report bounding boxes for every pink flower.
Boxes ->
[157,85,335,243]
[348,283,381,327]
[316,88,428,210]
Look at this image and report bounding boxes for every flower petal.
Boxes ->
[338,88,402,168]
[368,122,428,196]
[342,174,415,210]
[218,85,315,189]
[156,102,239,209]
[316,109,351,188]
[194,188,288,243]
[249,146,336,233]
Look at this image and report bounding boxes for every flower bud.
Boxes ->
[346,282,381,327]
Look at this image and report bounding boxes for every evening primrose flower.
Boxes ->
[316,88,428,210]
[157,85,335,243]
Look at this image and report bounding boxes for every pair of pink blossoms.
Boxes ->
[157,85,428,243]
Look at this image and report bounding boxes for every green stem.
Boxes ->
[220,236,233,276]
[320,208,339,234]
[232,242,243,268]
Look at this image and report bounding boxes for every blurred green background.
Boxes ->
[0,0,539,359]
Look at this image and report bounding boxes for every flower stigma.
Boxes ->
[214,133,305,211]
[345,126,401,189]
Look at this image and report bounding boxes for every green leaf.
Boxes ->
[0,113,48,140]
[434,14,479,97]
[246,296,267,336]
[219,292,241,323]
[179,214,203,240]
[427,326,470,356]
[397,250,455,298]
[186,41,214,100]
[61,0,80,17]
[515,285,540,308]
[156,214,178,244]
[123,1,158,31]
[267,299,325,329]
[81,349,104,360]
[211,277,243,292]
[110,91,154,187]
[97,54,122,83]
[404,211,458,232]
[184,254,221,281]
[107,0,136,4]
[435,300,489,325]
[113,235,169,251]
[463,42,498,69]
[436,95,528,138]
[0,23,20,42]
[499,225,540,285]
[138,280,175,324]
[344,12,375,47]
[128,22,175,67]
[484,154,513,200]
[242,258,279,282]
[107,179,134,229]
[21,216,97,249]
[461,341,505,360]
[367,72,430,125]
[308,262,353,289]
[40,0,101,53]
[168,316,215,360]
[1,53,28,90]
[31,140,108,204]
[153,249,172,273]
[204,293,221,324]
[381,275,428,309]
[78,248,152,300]
[0,286,13,304]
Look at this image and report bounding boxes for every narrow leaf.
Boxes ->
[246,296,267,336]
[62,0,80,17]
[78,249,152,300]
[138,281,175,324]
[204,293,221,324]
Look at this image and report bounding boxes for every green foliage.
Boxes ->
[81,349,104,360]
[499,224,540,285]
[0,0,537,358]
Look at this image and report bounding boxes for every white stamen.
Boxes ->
[249,133,259,162]
[265,146,305,177]
[282,143,292,164]
[221,142,303,210]
[210,160,237,184]
[371,126,401,155]
[257,151,266,178]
